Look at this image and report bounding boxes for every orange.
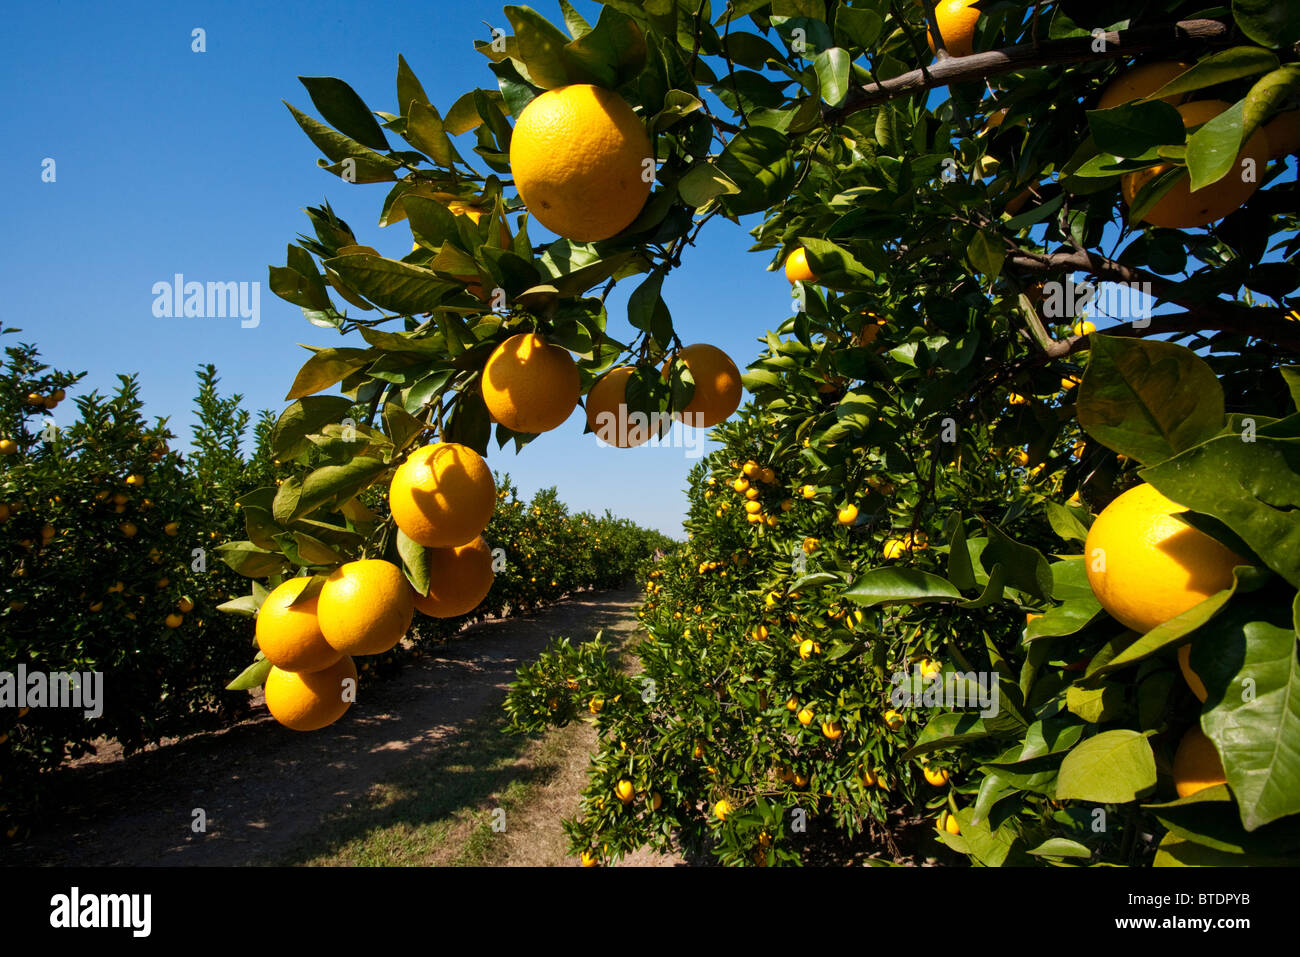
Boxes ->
[797,706,815,725]
[883,709,904,731]
[1172,726,1227,798]
[317,560,415,656]
[615,779,635,804]
[164,613,184,629]
[1097,61,1192,110]
[586,365,654,448]
[1084,483,1244,634]
[482,333,580,434]
[1121,100,1271,229]
[509,84,653,242]
[255,576,342,674]
[927,0,980,58]
[821,720,843,740]
[784,247,818,283]
[177,597,195,613]
[0,440,15,456]
[389,442,496,548]
[1178,644,1209,702]
[263,656,357,731]
[164,521,179,536]
[664,344,742,429]
[1263,110,1300,159]
[942,811,961,834]
[923,766,950,786]
[580,850,599,867]
[837,504,859,525]
[412,536,495,618]
[713,799,732,821]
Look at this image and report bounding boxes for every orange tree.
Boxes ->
[239,0,1298,863]
[0,336,284,833]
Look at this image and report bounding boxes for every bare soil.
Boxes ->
[3,586,677,867]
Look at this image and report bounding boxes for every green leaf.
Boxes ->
[678,163,741,207]
[284,103,400,177]
[715,127,795,216]
[405,101,455,167]
[1198,596,1300,830]
[1066,683,1125,723]
[1141,436,1300,588]
[215,541,287,578]
[558,0,592,38]
[273,457,389,524]
[505,4,580,89]
[947,516,976,591]
[290,532,346,566]
[225,656,273,692]
[1026,593,1104,642]
[966,229,1004,280]
[813,47,850,108]
[216,594,261,617]
[1046,500,1091,543]
[1244,65,1300,148]
[1232,0,1300,50]
[798,237,875,290]
[1026,838,1091,858]
[396,55,431,118]
[396,528,431,595]
[981,523,1052,601]
[835,6,883,51]
[842,567,962,607]
[1077,335,1225,465]
[284,347,374,401]
[382,402,426,450]
[1185,97,1247,192]
[563,6,647,89]
[299,76,390,151]
[1154,832,1298,866]
[272,396,357,462]
[904,713,998,760]
[1143,47,1278,102]
[1054,730,1157,803]
[326,254,458,315]
[1146,784,1300,855]
[1087,101,1185,158]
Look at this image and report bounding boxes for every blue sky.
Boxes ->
[3,2,1292,537]
[0,0,787,538]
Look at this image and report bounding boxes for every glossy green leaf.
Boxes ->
[1054,730,1157,802]
[299,76,390,151]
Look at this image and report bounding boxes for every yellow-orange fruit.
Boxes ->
[1121,100,1271,230]
[264,656,357,731]
[784,248,818,283]
[663,344,742,429]
[586,366,654,448]
[1097,61,1193,110]
[389,442,496,548]
[927,0,980,58]
[413,536,495,618]
[317,560,415,656]
[1173,726,1227,798]
[508,84,653,242]
[482,333,580,435]
[256,577,343,674]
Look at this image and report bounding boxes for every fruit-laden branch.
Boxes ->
[830,19,1232,118]
[1005,247,1300,354]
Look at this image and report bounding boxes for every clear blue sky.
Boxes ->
[0,0,789,538]
[4,2,1291,537]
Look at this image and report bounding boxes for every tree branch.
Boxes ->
[829,19,1232,119]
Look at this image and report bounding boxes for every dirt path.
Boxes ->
[3,586,658,867]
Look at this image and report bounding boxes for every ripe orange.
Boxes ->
[1172,726,1227,798]
[1084,483,1244,634]
[1178,644,1209,702]
[883,709,904,731]
[0,439,15,456]
[615,779,635,804]
[1263,110,1300,158]
[389,442,496,548]
[412,536,495,618]
[255,576,342,674]
[942,811,961,835]
[317,560,415,656]
[164,521,179,536]
[664,344,742,429]
[821,719,843,740]
[119,522,138,538]
[25,392,44,407]
[164,613,184,629]
[927,0,980,58]
[1097,61,1192,110]
[797,706,815,725]
[264,656,357,731]
[177,597,195,613]
[580,850,599,867]
[586,366,653,448]
[713,799,732,821]
[1121,100,1270,229]
[482,333,580,434]
[923,766,950,786]
[509,84,653,242]
[837,504,859,525]
[784,247,818,283]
